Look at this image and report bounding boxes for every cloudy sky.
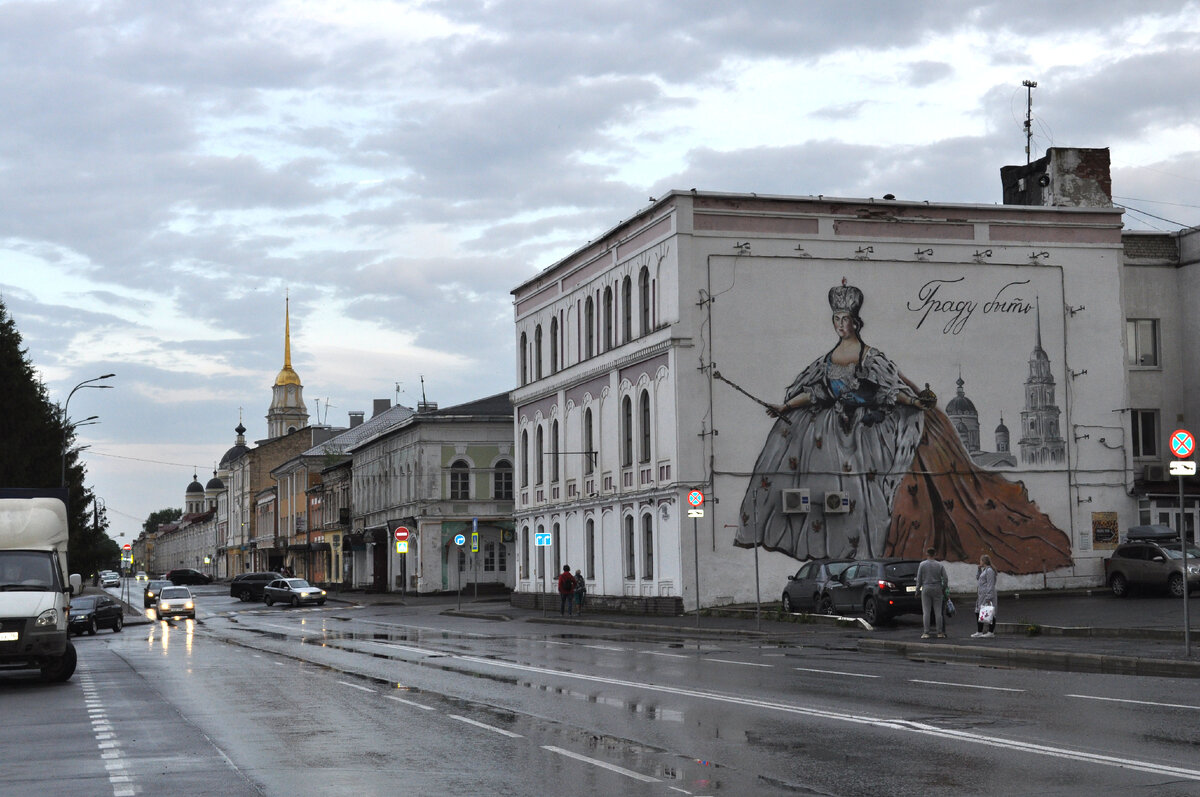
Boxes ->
[3,0,1198,540]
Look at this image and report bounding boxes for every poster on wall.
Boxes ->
[715,261,1073,575]
[1091,511,1119,550]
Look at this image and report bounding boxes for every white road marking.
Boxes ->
[385,695,435,711]
[645,651,688,659]
[449,714,524,738]
[793,666,879,678]
[708,658,772,668]
[338,680,375,693]
[541,745,660,782]
[1068,694,1200,711]
[911,679,1024,693]
[455,654,1200,782]
[582,644,626,651]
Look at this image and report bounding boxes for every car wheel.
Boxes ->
[817,594,835,615]
[1110,573,1130,598]
[291,595,299,607]
[239,589,252,602]
[1168,573,1185,599]
[113,614,123,633]
[863,597,881,625]
[781,593,794,613]
[264,596,273,606]
[88,618,97,636]
[40,641,77,683]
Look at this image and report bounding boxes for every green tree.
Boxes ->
[143,507,182,536]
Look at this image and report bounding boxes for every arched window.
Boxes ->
[494,460,513,500]
[621,396,633,468]
[520,430,529,488]
[534,325,543,380]
[536,523,545,578]
[520,331,528,385]
[624,515,636,579]
[642,513,654,579]
[549,316,558,374]
[639,389,651,464]
[622,275,632,343]
[535,425,544,484]
[639,267,650,336]
[449,460,469,500]
[586,518,595,579]
[583,408,594,475]
[521,526,530,578]
[603,286,614,351]
[550,420,560,483]
[552,522,561,573]
[584,297,595,358]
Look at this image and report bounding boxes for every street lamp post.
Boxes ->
[60,374,115,487]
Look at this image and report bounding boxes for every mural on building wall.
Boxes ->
[728,278,1072,575]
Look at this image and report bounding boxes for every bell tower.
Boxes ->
[266,296,309,438]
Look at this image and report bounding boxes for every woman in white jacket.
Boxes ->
[972,555,998,638]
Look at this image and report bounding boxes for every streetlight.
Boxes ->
[60,374,114,487]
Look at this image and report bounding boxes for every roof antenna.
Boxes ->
[420,374,427,406]
[1022,79,1038,165]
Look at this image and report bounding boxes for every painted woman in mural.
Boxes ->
[733,279,1072,575]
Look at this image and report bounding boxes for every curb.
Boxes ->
[441,610,511,622]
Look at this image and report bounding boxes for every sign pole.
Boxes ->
[1181,472,1191,656]
[693,513,701,629]
[752,489,761,632]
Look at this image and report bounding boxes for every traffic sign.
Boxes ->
[454,533,466,546]
[122,543,131,550]
[687,490,704,507]
[1170,429,1195,459]
[394,526,410,542]
[396,541,408,554]
[1170,460,1196,477]
[471,531,479,553]
[534,532,552,547]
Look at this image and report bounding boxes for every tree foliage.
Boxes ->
[143,507,182,536]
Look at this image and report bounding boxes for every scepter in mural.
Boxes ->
[712,370,793,425]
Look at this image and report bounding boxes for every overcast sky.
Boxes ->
[3,0,1198,540]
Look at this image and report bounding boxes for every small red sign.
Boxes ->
[394,526,410,542]
[1170,429,1195,459]
[687,490,704,507]
[122,544,131,550]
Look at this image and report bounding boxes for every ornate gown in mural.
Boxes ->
[735,353,1073,575]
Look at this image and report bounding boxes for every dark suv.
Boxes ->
[166,568,213,586]
[229,571,283,602]
[817,558,922,625]
[1104,525,1200,598]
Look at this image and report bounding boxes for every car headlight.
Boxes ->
[36,608,59,627]
[1188,565,1200,575]
[185,602,194,609]
[320,590,326,596]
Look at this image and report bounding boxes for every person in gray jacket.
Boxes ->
[916,547,947,639]
[972,554,998,638]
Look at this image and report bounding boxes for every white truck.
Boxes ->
[0,489,84,682]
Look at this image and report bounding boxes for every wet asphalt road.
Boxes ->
[4,584,1199,796]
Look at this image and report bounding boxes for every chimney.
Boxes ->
[348,411,364,428]
[1001,147,1112,208]
[372,399,391,418]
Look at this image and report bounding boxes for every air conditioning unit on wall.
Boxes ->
[781,488,810,513]
[1143,463,1167,482]
[824,491,850,513]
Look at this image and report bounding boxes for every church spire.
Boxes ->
[284,293,292,370]
[267,294,308,438]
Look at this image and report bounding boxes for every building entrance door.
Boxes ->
[372,542,388,592]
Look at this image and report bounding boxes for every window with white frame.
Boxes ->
[1131,409,1159,458]
[622,275,632,343]
[621,396,633,468]
[1126,319,1159,367]
[639,389,651,464]
[520,431,529,487]
[449,460,469,500]
[534,325,543,380]
[549,316,559,374]
[494,460,513,500]
[583,408,594,475]
[639,267,650,336]
[550,420,560,483]
[641,513,654,579]
[603,286,614,351]
[521,527,529,577]
[484,541,495,572]
[624,515,635,579]
[535,425,544,484]
[520,332,528,385]
[586,518,595,579]
[585,297,595,358]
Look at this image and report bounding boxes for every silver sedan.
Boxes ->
[262,578,327,607]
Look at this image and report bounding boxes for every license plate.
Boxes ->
[0,632,18,642]
[906,586,917,593]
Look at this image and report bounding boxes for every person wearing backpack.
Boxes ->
[573,569,586,614]
[557,564,576,616]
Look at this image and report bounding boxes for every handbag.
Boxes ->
[944,597,956,617]
[978,602,995,623]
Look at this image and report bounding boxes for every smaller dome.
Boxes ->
[275,365,301,387]
[186,474,205,495]
[206,474,225,491]
[945,375,977,416]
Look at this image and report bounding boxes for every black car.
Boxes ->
[143,579,171,608]
[782,559,853,613]
[1104,525,1200,598]
[229,571,283,602]
[166,568,213,586]
[818,558,922,625]
[69,594,124,635]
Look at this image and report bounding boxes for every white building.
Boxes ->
[512,152,1136,611]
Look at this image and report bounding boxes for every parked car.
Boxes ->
[155,586,195,619]
[99,570,120,588]
[263,578,327,607]
[1104,525,1200,598]
[782,559,854,613]
[166,568,213,586]
[68,594,124,635]
[818,558,922,625]
[229,571,284,602]
[143,579,171,608]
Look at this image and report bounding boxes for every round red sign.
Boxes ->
[394,526,410,542]
[1170,429,1195,459]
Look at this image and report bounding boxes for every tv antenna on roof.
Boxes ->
[1022,79,1038,165]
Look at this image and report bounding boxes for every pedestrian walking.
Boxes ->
[573,569,586,613]
[916,547,947,639]
[557,564,576,616]
[972,554,998,638]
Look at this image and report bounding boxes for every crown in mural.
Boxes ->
[828,277,864,315]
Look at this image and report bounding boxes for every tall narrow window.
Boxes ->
[1131,410,1159,458]
[535,425,544,484]
[534,325,543,380]
[583,408,594,475]
[520,430,529,487]
[449,460,469,500]
[642,513,654,579]
[585,297,595,358]
[520,332,528,385]
[1126,319,1159,367]
[586,518,595,579]
[639,267,650,336]
[621,396,633,468]
[603,286,614,351]
[550,420,560,482]
[639,389,651,464]
[484,541,496,572]
[494,460,513,500]
[521,526,530,577]
[624,515,635,579]
[549,317,559,374]
[536,524,545,578]
[622,275,632,343]
[552,522,561,573]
